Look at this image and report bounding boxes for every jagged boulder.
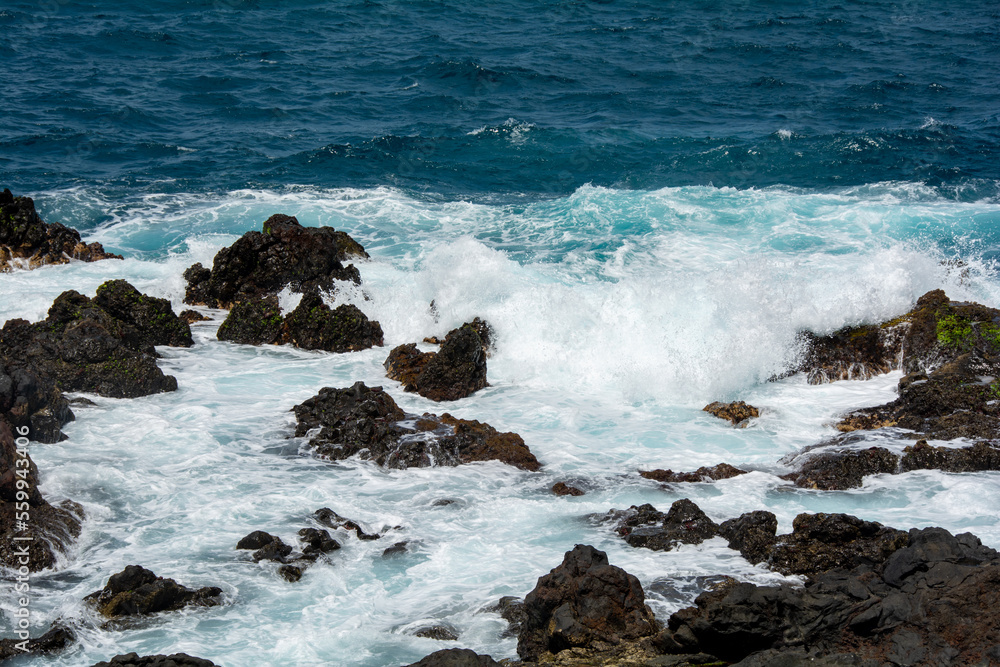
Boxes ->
[0,419,82,571]
[0,358,73,443]
[218,291,383,352]
[608,500,720,552]
[0,282,190,405]
[517,545,658,662]
[702,401,758,426]
[781,446,900,490]
[84,565,223,618]
[0,188,121,271]
[183,213,366,308]
[640,463,748,484]
[0,625,74,662]
[718,511,778,565]
[292,382,539,471]
[385,321,489,401]
[767,513,909,576]
[901,439,1000,472]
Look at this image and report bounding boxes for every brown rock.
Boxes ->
[702,401,759,426]
[640,463,748,483]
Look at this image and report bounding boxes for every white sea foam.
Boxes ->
[3,183,1000,665]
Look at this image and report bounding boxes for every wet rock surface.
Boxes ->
[0,282,190,408]
[217,290,383,352]
[0,188,122,271]
[517,544,659,663]
[183,213,366,308]
[293,381,539,470]
[0,625,74,661]
[801,290,1000,440]
[0,419,82,571]
[551,481,585,496]
[658,523,1000,667]
[639,462,748,484]
[385,321,490,401]
[0,358,73,443]
[84,565,223,618]
[608,500,720,552]
[235,525,342,580]
[702,401,758,426]
[88,654,220,667]
[402,648,501,667]
[781,439,1000,490]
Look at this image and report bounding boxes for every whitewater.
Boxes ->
[2,183,999,665]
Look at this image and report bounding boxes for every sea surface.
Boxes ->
[2,1,1000,665]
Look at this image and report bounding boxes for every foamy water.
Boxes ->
[3,184,1000,666]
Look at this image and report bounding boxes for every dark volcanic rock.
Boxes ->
[413,624,460,641]
[0,357,74,443]
[402,648,501,667]
[718,511,778,565]
[0,282,189,406]
[610,500,720,552]
[0,625,74,661]
[781,446,900,490]
[0,188,122,271]
[798,323,905,384]
[217,291,383,352]
[293,381,539,471]
[640,463,748,484]
[84,565,223,618]
[659,523,1000,667]
[178,309,209,324]
[89,653,220,667]
[482,596,526,638]
[517,544,658,662]
[385,321,489,401]
[216,295,284,345]
[702,401,758,426]
[280,290,383,352]
[183,213,366,308]
[235,530,277,550]
[767,512,909,576]
[298,527,341,555]
[314,507,383,540]
[0,419,82,571]
[901,439,1000,473]
[551,481,585,496]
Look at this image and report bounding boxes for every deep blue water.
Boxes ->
[2,1,999,204]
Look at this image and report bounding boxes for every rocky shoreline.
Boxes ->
[2,192,999,666]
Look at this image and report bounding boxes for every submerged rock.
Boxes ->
[84,565,222,618]
[702,401,758,426]
[0,188,122,271]
[384,321,490,401]
[314,507,383,540]
[0,419,82,571]
[551,481,585,496]
[517,544,659,662]
[183,213,366,308]
[217,291,383,352]
[413,624,460,641]
[0,282,190,411]
[293,382,539,470]
[639,463,748,484]
[89,654,220,667]
[781,446,900,490]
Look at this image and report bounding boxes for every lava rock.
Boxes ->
[402,649,501,667]
[551,481,585,496]
[235,530,277,550]
[797,323,905,384]
[385,321,489,401]
[178,309,209,324]
[0,189,122,271]
[0,419,82,571]
[216,295,284,345]
[280,290,383,352]
[84,565,223,618]
[183,213,366,308]
[517,544,659,662]
[0,282,188,405]
[0,358,74,443]
[293,381,539,471]
[251,538,293,563]
[767,512,909,576]
[718,511,778,565]
[611,500,720,552]
[0,624,74,661]
[482,596,526,638]
[298,527,341,555]
[382,541,408,557]
[88,653,220,667]
[901,439,1000,473]
[640,463,748,484]
[781,447,901,490]
[413,624,460,641]
[313,508,383,540]
[702,401,759,426]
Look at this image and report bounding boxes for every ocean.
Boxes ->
[2,1,999,665]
